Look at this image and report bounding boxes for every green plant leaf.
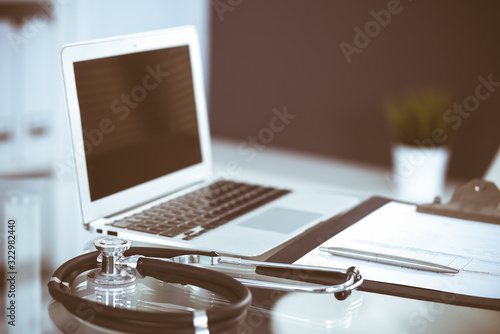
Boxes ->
[383,89,452,147]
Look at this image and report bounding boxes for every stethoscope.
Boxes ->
[48,238,363,334]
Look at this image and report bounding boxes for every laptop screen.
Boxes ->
[73,45,202,201]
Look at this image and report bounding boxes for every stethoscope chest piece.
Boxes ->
[87,238,136,286]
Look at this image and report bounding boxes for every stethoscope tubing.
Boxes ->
[48,248,252,334]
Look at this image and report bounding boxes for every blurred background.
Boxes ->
[209,0,500,180]
[0,0,499,332]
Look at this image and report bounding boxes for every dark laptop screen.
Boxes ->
[73,45,202,201]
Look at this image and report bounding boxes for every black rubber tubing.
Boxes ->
[48,247,252,334]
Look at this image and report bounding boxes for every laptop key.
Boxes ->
[121,218,145,224]
[180,221,199,229]
[128,225,159,233]
[131,214,152,221]
[111,220,135,228]
[147,227,164,234]
[182,230,207,240]
[141,211,159,217]
[159,226,192,238]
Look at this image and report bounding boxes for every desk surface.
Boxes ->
[47,276,500,334]
[2,138,497,334]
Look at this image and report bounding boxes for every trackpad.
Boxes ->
[237,207,322,234]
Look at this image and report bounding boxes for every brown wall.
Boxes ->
[209,0,500,180]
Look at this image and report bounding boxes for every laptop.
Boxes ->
[61,26,358,256]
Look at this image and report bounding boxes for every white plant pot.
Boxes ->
[390,144,450,203]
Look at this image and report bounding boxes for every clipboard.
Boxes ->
[259,188,500,311]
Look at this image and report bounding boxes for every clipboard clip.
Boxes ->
[417,178,500,224]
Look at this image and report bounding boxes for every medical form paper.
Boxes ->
[295,202,500,299]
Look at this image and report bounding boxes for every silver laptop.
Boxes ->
[61,26,358,256]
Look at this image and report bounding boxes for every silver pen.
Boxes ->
[319,247,459,274]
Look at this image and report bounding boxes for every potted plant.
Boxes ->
[384,89,452,202]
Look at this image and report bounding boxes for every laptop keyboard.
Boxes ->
[110,180,291,240]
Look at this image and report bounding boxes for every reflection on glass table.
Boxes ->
[48,272,366,334]
[47,261,500,334]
